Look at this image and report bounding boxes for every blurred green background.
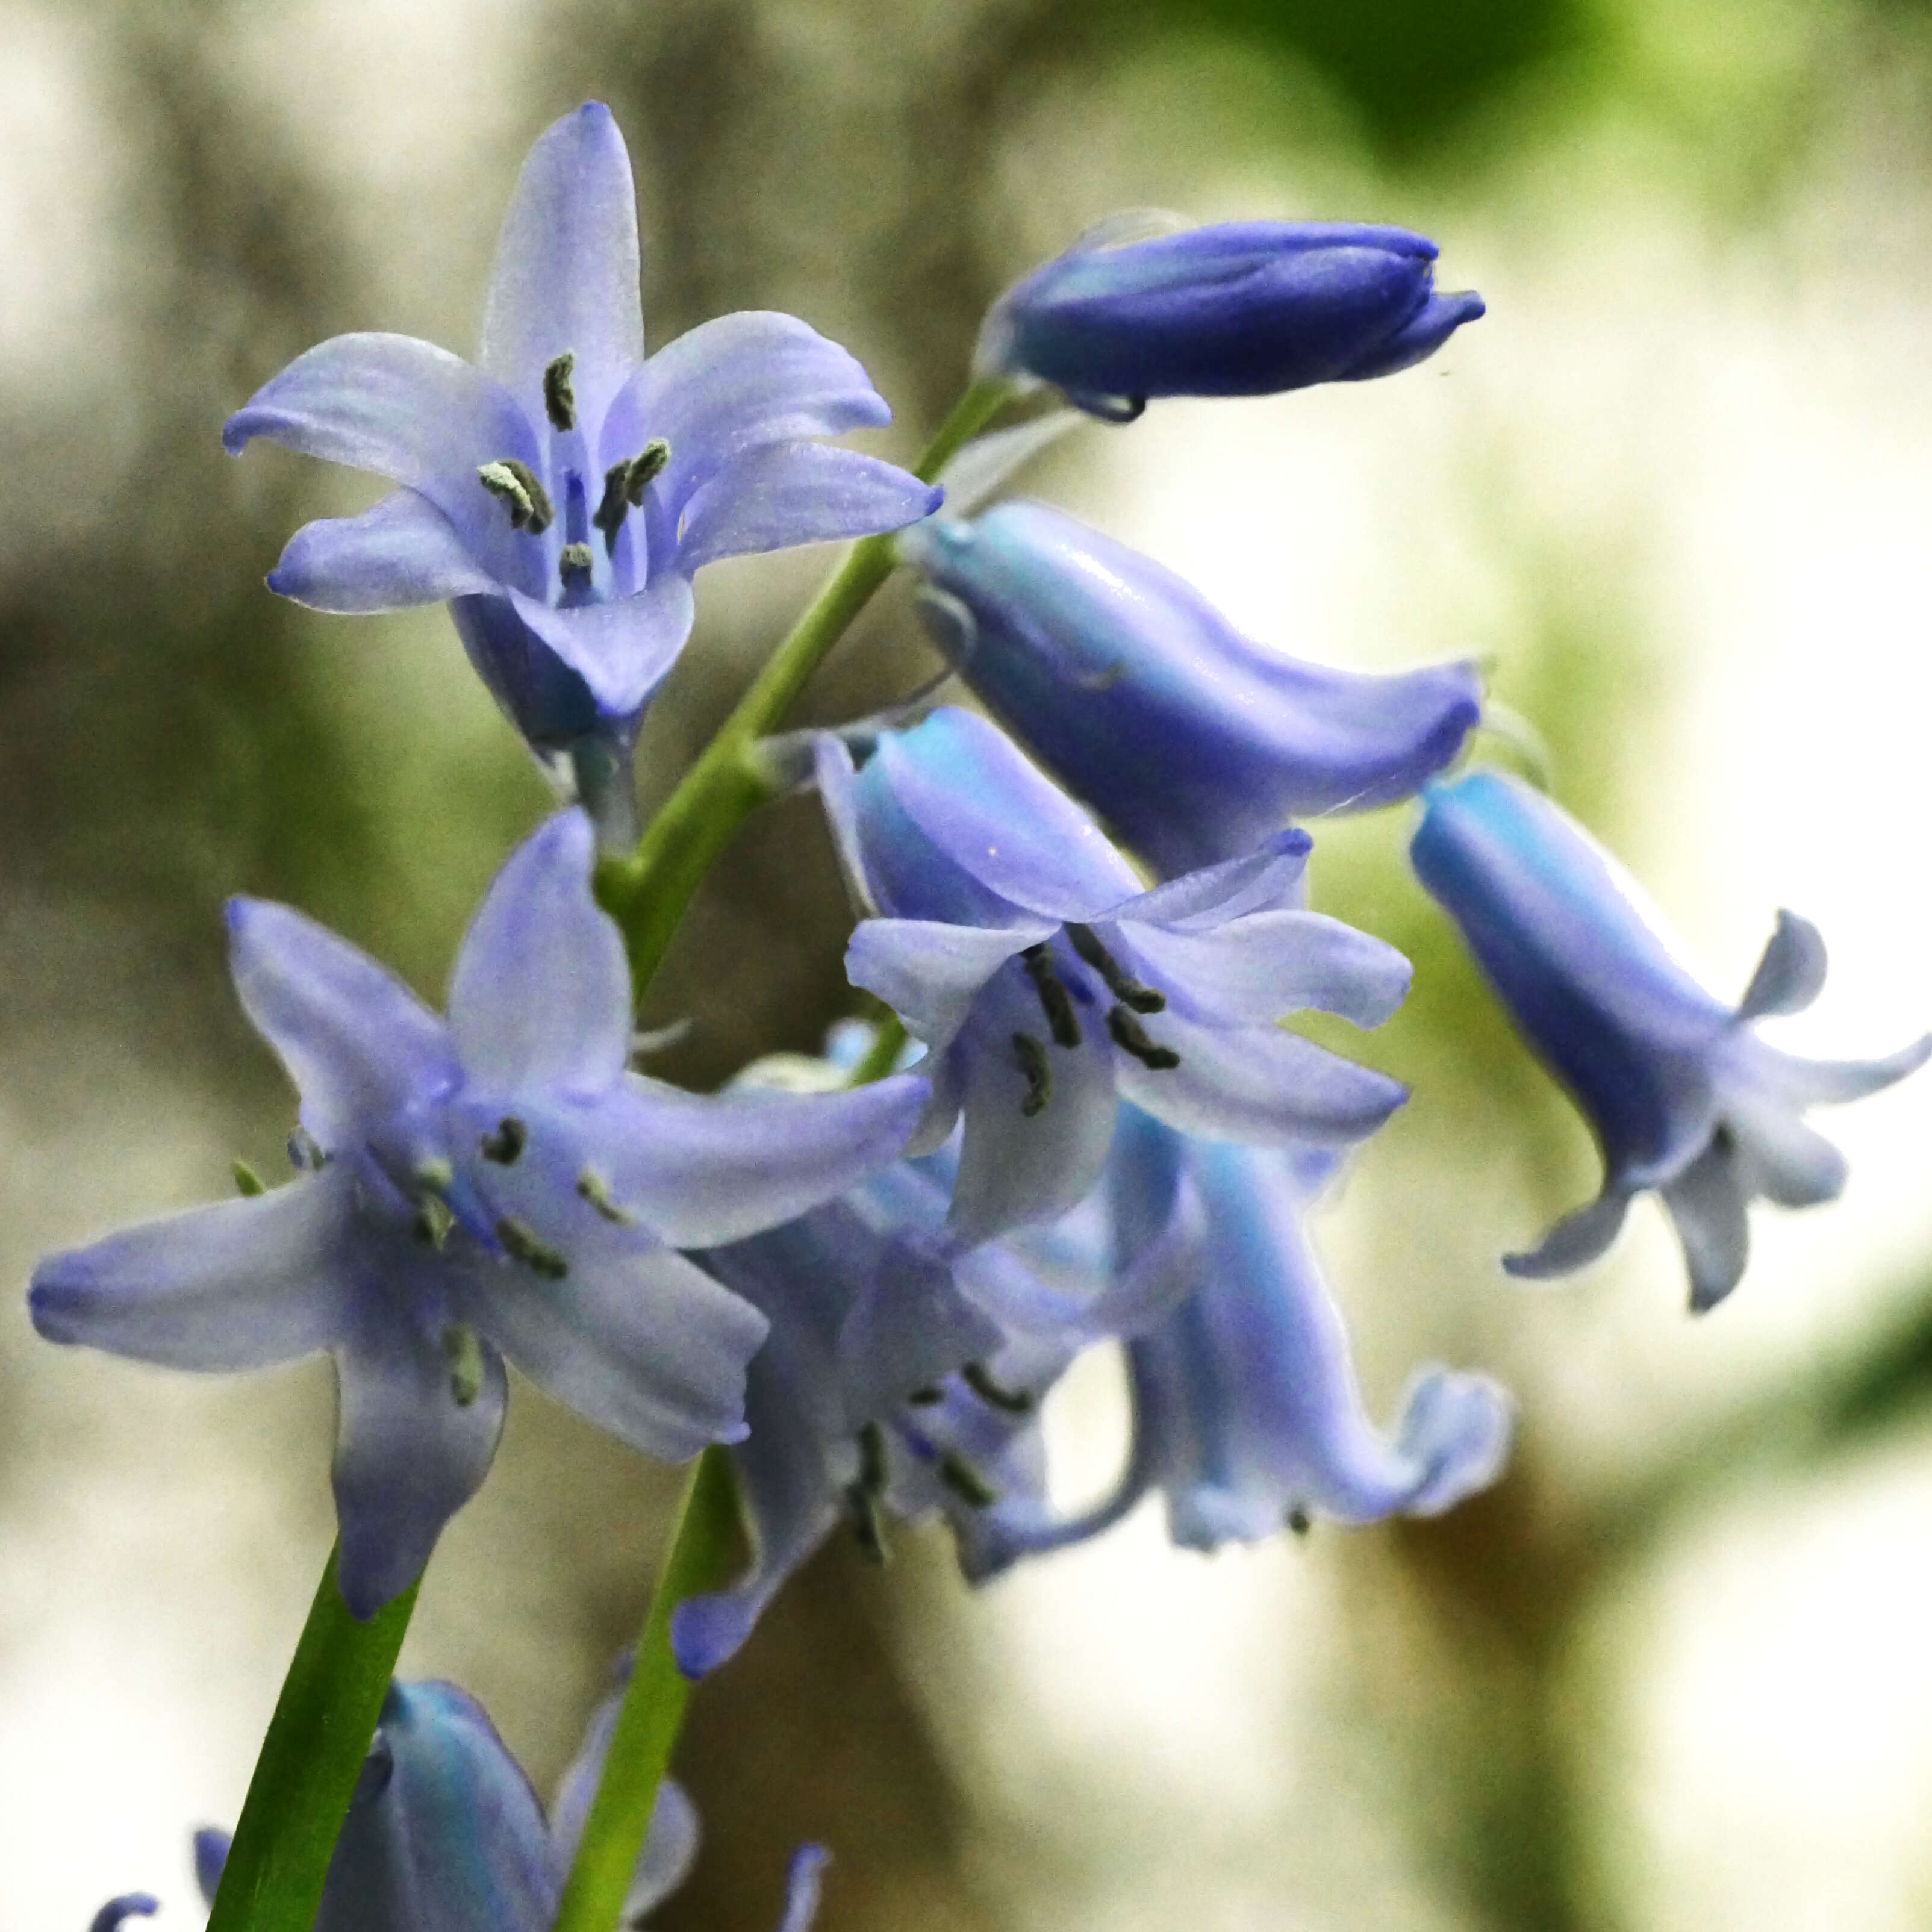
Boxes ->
[6,0,1932,1926]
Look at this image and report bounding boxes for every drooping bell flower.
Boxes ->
[976,219,1483,420]
[901,499,1482,876]
[31,812,927,1615]
[818,706,1410,1244]
[670,1044,1204,1677]
[1410,769,1930,1309]
[964,1108,1512,1571]
[224,104,940,844]
[189,1675,823,1932]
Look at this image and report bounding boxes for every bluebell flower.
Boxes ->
[817,706,1411,1244]
[1410,770,1931,1309]
[669,1049,1204,1674]
[902,499,1483,876]
[664,1043,1205,1677]
[224,104,940,841]
[189,1676,823,1932]
[976,220,1484,419]
[31,811,927,1615]
[961,1108,1511,1569]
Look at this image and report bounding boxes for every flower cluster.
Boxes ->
[36,93,1923,1932]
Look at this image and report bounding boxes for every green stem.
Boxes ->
[204,1546,420,1932]
[550,1447,743,1932]
[595,375,1014,997]
[847,1011,908,1086]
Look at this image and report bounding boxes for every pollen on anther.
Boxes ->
[542,352,576,431]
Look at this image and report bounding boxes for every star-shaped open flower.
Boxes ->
[30,812,927,1616]
[1412,768,1931,1308]
[224,104,940,840]
[817,706,1411,1243]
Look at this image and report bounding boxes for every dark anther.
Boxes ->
[232,1159,265,1197]
[1011,1032,1052,1117]
[856,1419,888,1494]
[558,541,594,590]
[443,1324,485,1407]
[476,458,555,534]
[626,438,670,501]
[845,1482,890,1564]
[1287,1506,1312,1537]
[592,441,672,554]
[938,1453,999,1509]
[480,1117,526,1164]
[844,1419,892,1563]
[542,352,576,431]
[1106,1005,1181,1070]
[496,1215,567,1280]
[1021,943,1083,1048]
[413,1195,454,1250]
[287,1127,328,1171]
[963,1362,1033,1415]
[1067,924,1164,1014]
[575,1168,635,1224]
[906,1386,945,1406]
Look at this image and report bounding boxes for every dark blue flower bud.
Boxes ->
[977,221,1483,415]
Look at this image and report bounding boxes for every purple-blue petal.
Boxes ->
[906,501,1482,875]
[673,444,940,574]
[223,332,537,570]
[267,491,497,614]
[227,896,458,1151]
[477,104,644,447]
[314,1681,554,1932]
[500,575,696,717]
[31,1173,354,1370]
[447,810,631,1097]
[983,221,1474,404]
[332,1316,508,1619]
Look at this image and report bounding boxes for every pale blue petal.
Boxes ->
[845,918,1050,1047]
[332,1318,508,1619]
[1750,1033,1932,1106]
[1112,829,1312,928]
[776,1846,830,1932]
[1661,1138,1751,1313]
[1116,1010,1405,1148]
[1394,1371,1516,1515]
[1112,910,1410,1027]
[89,1898,157,1932]
[447,811,629,1097]
[267,491,497,613]
[194,1828,231,1905]
[463,1238,765,1460]
[673,444,940,574]
[501,576,695,716]
[1736,909,1828,1021]
[478,104,643,444]
[1501,1190,1630,1280]
[946,964,1120,1244]
[588,1073,929,1248]
[870,709,1143,918]
[551,1686,700,1920]
[315,1681,554,1932]
[31,1171,354,1370]
[227,896,457,1149]
[603,311,893,514]
[223,332,536,562]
